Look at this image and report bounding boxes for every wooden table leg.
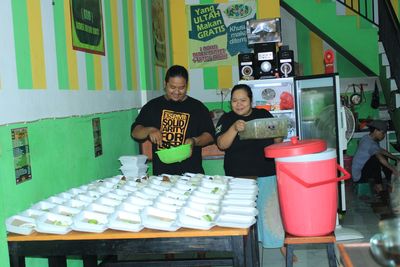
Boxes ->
[231,235,245,267]
[83,255,98,267]
[48,256,67,267]
[9,255,25,267]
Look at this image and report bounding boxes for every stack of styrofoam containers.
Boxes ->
[119,155,148,178]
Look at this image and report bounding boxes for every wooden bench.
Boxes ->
[284,232,337,267]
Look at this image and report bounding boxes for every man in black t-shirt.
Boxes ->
[131,65,215,175]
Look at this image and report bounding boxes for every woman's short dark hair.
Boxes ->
[230,84,253,102]
[165,65,188,83]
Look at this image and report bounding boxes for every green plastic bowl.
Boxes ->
[155,144,191,164]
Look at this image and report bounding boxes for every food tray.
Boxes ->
[103,192,125,201]
[86,203,115,215]
[134,191,157,200]
[72,211,108,233]
[57,192,74,200]
[74,194,95,203]
[197,186,225,196]
[141,206,179,231]
[64,199,88,209]
[86,190,102,199]
[108,210,143,232]
[31,201,57,212]
[221,199,256,207]
[216,214,256,228]
[6,215,36,235]
[224,193,257,201]
[192,190,223,200]
[95,197,121,207]
[154,202,181,213]
[67,188,86,196]
[221,206,258,216]
[149,183,169,192]
[180,207,217,222]
[178,210,215,230]
[116,202,143,213]
[188,195,220,205]
[119,155,148,165]
[20,208,45,219]
[51,205,80,217]
[112,189,130,197]
[142,187,162,198]
[120,185,138,193]
[163,190,189,201]
[157,195,185,207]
[36,212,72,235]
[125,196,153,207]
[186,202,220,214]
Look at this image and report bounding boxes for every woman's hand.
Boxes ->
[233,120,246,132]
[148,127,162,146]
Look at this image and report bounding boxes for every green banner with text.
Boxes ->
[187,1,256,68]
[70,0,105,55]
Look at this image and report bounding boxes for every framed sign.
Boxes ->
[92,117,103,157]
[70,0,105,55]
[11,127,32,184]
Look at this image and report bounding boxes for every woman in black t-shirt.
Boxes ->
[215,84,289,256]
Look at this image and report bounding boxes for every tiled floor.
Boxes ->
[260,182,382,267]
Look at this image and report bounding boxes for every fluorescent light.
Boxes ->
[253,82,283,87]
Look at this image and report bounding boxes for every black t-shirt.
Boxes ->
[131,96,215,175]
[215,108,276,177]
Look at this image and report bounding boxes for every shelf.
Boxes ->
[269,110,294,114]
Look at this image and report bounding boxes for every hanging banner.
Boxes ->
[70,0,105,55]
[152,0,167,67]
[187,1,256,68]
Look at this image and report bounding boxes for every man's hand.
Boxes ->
[148,127,162,146]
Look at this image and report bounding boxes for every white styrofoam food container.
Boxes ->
[108,210,143,232]
[36,212,73,235]
[72,211,108,233]
[6,215,36,235]
[119,155,148,165]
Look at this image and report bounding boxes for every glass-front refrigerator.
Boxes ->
[240,73,346,211]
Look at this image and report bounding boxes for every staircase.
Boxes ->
[281,0,400,145]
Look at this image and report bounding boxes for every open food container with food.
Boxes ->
[108,210,143,232]
[72,210,108,233]
[6,215,36,235]
[141,206,179,231]
[35,212,73,235]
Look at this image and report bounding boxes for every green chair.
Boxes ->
[354,183,372,197]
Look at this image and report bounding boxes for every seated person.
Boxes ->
[352,120,399,196]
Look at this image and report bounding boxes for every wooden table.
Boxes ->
[337,243,380,267]
[8,225,259,267]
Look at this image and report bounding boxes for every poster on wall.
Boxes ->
[92,118,103,157]
[152,0,167,67]
[70,0,105,55]
[187,1,256,68]
[11,128,32,184]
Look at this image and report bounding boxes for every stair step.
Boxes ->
[378,42,385,54]
[381,53,389,66]
[391,79,398,91]
[386,65,391,79]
